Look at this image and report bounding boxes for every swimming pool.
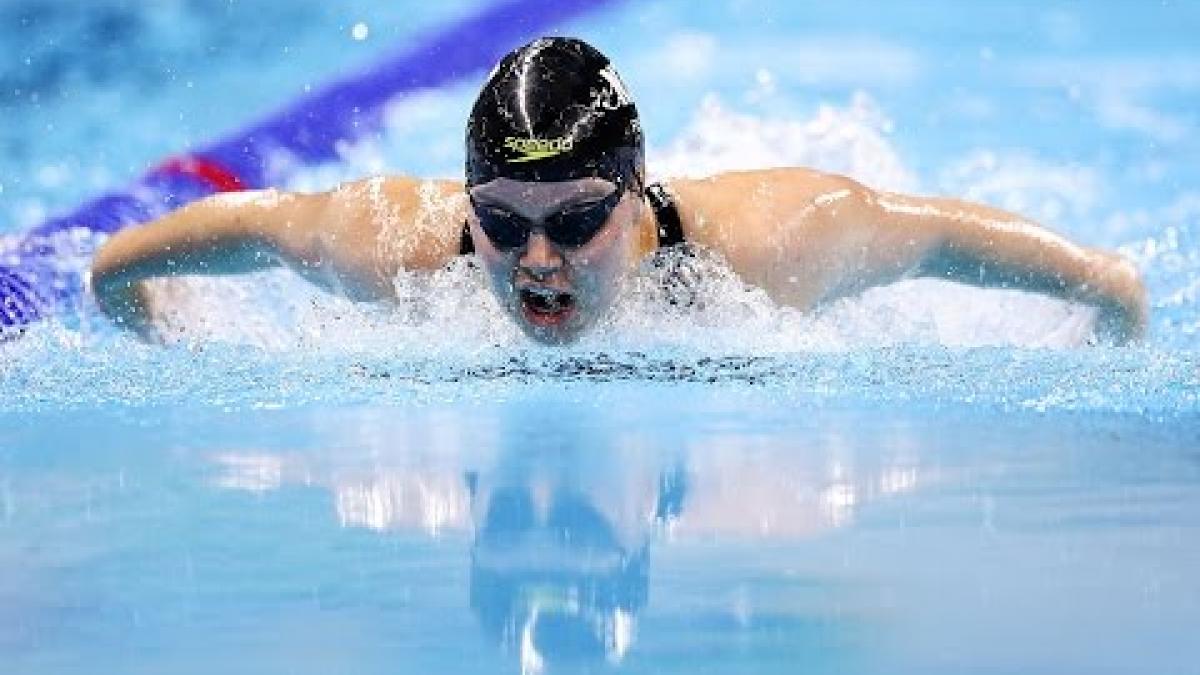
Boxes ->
[2,1,1198,672]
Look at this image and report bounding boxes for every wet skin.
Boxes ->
[467,177,647,344]
[91,167,1148,345]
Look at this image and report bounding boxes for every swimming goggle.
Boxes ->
[470,184,626,252]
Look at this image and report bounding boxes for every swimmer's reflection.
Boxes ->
[207,405,924,670]
[464,464,686,669]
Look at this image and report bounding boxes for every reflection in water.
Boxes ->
[451,407,671,673]
[469,483,650,670]
[336,470,470,534]
[210,453,285,493]
[207,403,926,672]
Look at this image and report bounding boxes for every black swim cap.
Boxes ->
[466,37,644,191]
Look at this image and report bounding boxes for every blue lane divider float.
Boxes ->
[0,0,619,337]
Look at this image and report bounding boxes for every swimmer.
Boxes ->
[91,37,1148,344]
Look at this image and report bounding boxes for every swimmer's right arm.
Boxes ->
[91,189,312,339]
[91,177,466,337]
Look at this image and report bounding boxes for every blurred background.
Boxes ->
[4,0,1198,237]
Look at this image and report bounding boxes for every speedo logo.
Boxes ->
[503,136,573,163]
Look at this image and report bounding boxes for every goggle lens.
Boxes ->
[473,187,624,252]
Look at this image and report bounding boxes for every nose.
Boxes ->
[518,232,564,281]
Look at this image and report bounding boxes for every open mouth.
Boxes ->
[519,287,576,327]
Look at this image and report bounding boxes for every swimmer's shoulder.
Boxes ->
[320,175,469,272]
[658,167,871,250]
[330,175,464,203]
[325,175,465,222]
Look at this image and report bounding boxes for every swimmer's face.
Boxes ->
[468,177,643,344]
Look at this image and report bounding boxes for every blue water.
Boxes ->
[5,393,1198,673]
[2,0,1199,673]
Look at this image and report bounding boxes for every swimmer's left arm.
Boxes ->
[680,169,1146,343]
[869,190,1148,343]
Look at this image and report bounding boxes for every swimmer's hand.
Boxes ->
[1087,253,1148,345]
[89,273,165,343]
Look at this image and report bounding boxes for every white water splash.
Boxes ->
[649,92,916,191]
[938,150,1101,226]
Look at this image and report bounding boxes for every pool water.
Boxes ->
[5,392,1198,673]
[2,0,1199,673]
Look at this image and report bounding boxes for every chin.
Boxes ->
[523,326,583,345]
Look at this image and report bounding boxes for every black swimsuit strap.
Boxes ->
[459,220,474,255]
[646,182,686,249]
[458,182,686,255]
